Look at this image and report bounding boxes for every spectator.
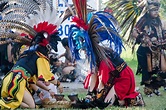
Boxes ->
[58,37,77,82]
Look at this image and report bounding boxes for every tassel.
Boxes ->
[160,52,166,71]
[147,53,152,72]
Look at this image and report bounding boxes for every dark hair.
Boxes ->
[61,37,68,47]
[31,31,47,46]
[136,12,162,30]
[50,57,58,65]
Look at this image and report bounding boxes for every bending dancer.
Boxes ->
[58,37,77,82]
[0,0,64,109]
[67,0,145,109]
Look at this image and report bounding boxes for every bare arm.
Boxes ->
[49,79,63,93]
[36,80,50,91]
[29,83,39,92]
[7,43,13,63]
[29,83,44,100]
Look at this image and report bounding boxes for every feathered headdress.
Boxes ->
[105,0,160,47]
[0,0,63,52]
[67,0,124,68]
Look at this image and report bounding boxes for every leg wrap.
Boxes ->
[126,93,145,107]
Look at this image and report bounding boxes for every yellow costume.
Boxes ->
[0,52,55,109]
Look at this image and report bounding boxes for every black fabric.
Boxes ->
[71,98,96,109]
[0,44,14,75]
[137,46,152,84]
[0,44,8,66]
[49,32,61,52]
[14,50,38,76]
[106,50,126,69]
[36,46,48,57]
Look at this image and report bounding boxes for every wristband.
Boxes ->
[36,89,41,96]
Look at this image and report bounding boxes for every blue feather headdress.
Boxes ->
[68,0,124,68]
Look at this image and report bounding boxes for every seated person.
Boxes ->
[58,38,77,82]
[0,32,63,109]
[33,78,59,105]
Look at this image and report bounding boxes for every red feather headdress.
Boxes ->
[0,0,63,46]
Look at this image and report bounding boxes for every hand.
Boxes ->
[48,89,56,98]
[58,85,63,93]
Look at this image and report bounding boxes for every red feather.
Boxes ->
[72,16,89,30]
[33,21,57,36]
[72,0,87,24]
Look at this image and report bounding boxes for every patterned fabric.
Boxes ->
[0,71,27,109]
[0,52,55,109]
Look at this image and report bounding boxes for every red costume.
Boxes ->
[84,59,139,101]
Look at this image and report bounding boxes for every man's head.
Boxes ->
[145,0,160,18]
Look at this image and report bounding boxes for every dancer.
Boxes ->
[106,0,166,96]
[132,0,166,96]
[0,0,64,109]
[67,0,145,109]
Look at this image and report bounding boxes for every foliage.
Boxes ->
[160,0,166,17]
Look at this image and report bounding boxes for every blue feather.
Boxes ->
[68,11,125,68]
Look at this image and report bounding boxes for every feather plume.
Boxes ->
[72,0,87,23]
[105,0,147,46]
[0,0,65,57]
[68,0,124,68]
[0,0,63,41]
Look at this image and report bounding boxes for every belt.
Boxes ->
[116,62,127,73]
[12,66,31,79]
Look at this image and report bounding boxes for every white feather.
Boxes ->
[24,1,63,31]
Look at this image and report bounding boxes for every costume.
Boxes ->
[106,0,166,96]
[66,0,145,109]
[0,0,63,109]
